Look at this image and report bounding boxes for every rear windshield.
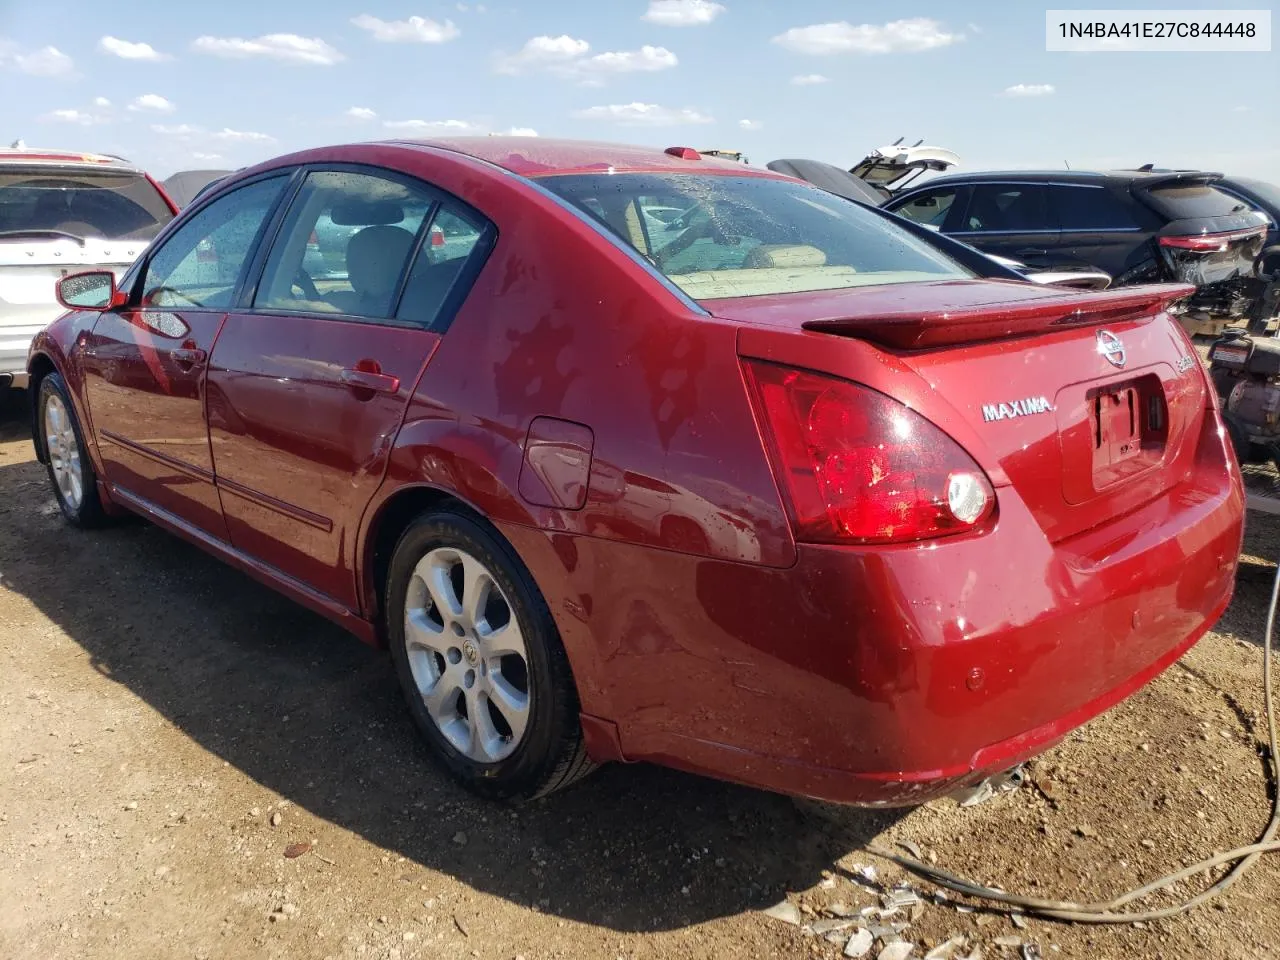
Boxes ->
[541,173,972,300]
[1142,183,1253,221]
[0,168,174,241]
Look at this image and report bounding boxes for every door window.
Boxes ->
[395,206,487,330]
[138,176,288,309]
[1051,186,1143,231]
[961,184,1051,233]
[254,170,435,320]
[893,188,960,229]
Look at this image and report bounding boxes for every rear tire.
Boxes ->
[385,508,595,800]
[37,374,106,528]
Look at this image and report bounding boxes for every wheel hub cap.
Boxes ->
[402,547,531,764]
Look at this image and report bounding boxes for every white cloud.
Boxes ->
[93,97,112,107]
[192,152,225,162]
[151,123,203,137]
[738,119,762,131]
[572,102,713,126]
[496,35,677,82]
[212,128,275,143]
[43,108,107,126]
[99,36,170,61]
[129,94,175,113]
[346,106,378,120]
[643,0,725,26]
[505,127,539,136]
[1232,105,1251,113]
[3,45,75,77]
[192,34,344,66]
[351,14,460,43]
[773,18,962,55]
[383,118,481,134]
[1003,83,1055,97]
[496,34,590,74]
[790,73,829,85]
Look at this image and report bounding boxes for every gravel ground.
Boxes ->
[1,393,1278,960]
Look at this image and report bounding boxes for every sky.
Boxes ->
[0,0,1276,180]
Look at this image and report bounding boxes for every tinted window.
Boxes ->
[139,176,286,310]
[961,184,1051,233]
[0,168,174,240]
[1143,184,1253,220]
[396,206,487,330]
[543,173,971,300]
[256,170,435,319]
[1052,186,1142,230]
[893,188,960,229]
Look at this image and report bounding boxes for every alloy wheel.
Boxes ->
[44,394,83,511]
[403,547,531,763]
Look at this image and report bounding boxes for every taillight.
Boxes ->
[1158,227,1264,253]
[430,227,445,247]
[743,361,995,544]
[308,230,319,246]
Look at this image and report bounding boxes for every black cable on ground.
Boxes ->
[865,558,1280,924]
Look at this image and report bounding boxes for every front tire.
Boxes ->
[38,373,105,528]
[385,508,595,800]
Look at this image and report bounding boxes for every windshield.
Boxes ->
[541,173,972,301]
[0,168,174,241]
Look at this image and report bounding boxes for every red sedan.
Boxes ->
[28,138,1244,805]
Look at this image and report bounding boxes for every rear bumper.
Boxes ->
[604,406,1244,806]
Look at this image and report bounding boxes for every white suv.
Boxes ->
[1,147,175,388]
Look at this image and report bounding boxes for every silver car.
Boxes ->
[0,147,174,388]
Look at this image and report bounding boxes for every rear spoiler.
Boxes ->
[801,283,1196,350]
[1133,171,1223,189]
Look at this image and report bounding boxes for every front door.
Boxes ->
[206,167,490,610]
[82,174,290,536]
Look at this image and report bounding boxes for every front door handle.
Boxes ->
[340,366,401,395]
[172,346,207,368]
[1016,248,1049,258]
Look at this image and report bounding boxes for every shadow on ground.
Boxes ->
[0,407,901,932]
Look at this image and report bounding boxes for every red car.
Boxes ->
[28,138,1244,805]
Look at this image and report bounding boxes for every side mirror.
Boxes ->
[56,270,125,311]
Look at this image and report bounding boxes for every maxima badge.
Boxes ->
[1097,329,1127,368]
[982,396,1054,422]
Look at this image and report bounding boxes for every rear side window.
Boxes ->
[140,175,287,310]
[960,184,1051,233]
[1143,184,1253,220]
[396,207,487,329]
[1051,186,1143,230]
[255,169,436,319]
[542,173,971,301]
[893,188,961,229]
[0,168,174,240]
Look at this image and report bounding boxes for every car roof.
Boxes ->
[386,137,774,178]
[901,168,1224,189]
[0,146,143,173]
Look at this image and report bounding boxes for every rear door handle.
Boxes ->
[1016,248,1049,257]
[340,367,401,395]
[172,347,206,367]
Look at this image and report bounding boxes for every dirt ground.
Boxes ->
[1,393,1278,960]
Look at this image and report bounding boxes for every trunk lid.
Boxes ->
[850,143,960,194]
[715,279,1208,543]
[0,236,146,329]
[1135,175,1268,285]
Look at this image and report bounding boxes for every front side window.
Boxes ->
[0,168,174,241]
[255,170,435,320]
[139,175,287,310]
[542,174,972,301]
[960,184,1051,233]
[892,188,961,230]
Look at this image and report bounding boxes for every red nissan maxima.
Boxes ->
[28,139,1244,805]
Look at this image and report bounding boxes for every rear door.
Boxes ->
[950,182,1061,268]
[82,173,290,536]
[207,166,493,610]
[1047,183,1155,278]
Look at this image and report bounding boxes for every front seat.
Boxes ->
[328,224,416,316]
